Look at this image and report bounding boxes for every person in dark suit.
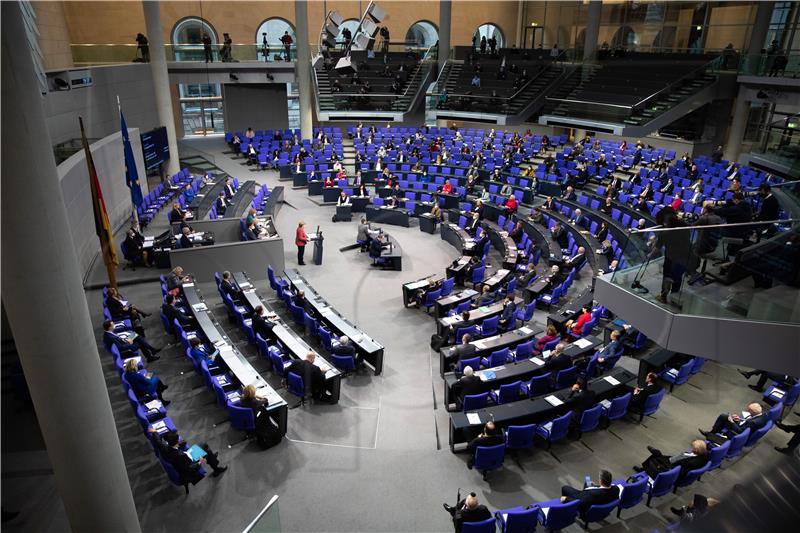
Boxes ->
[251,305,277,341]
[565,378,597,422]
[629,372,662,411]
[122,229,150,266]
[179,227,194,249]
[169,203,185,224]
[287,352,331,403]
[292,289,308,311]
[472,285,496,307]
[498,294,517,330]
[332,335,358,364]
[634,439,709,481]
[700,402,768,439]
[161,294,195,328]
[551,222,569,249]
[466,421,504,469]
[755,183,780,239]
[219,271,240,300]
[563,246,586,270]
[148,428,227,481]
[562,186,577,201]
[738,369,796,392]
[443,492,493,533]
[517,263,537,287]
[215,191,230,217]
[560,470,619,515]
[165,266,187,295]
[597,330,623,367]
[106,287,150,324]
[224,178,236,198]
[570,208,587,228]
[103,320,159,361]
[543,342,572,374]
[453,333,477,364]
[466,212,481,235]
[123,359,168,401]
[451,366,482,407]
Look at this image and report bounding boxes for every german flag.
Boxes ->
[80,117,119,281]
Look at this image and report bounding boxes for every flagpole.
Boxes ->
[119,95,140,228]
[80,116,118,290]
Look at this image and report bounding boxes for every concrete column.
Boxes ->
[143,0,180,175]
[515,1,524,49]
[583,0,602,61]
[439,0,452,64]
[748,1,775,55]
[725,85,750,161]
[294,0,313,139]
[0,3,141,532]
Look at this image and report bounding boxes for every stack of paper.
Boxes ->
[545,395,564,406]
[531,357,545,365]
[574,338,593,349]
[604,376,621,386]
[466,412,482,425]
[192,302,208,312]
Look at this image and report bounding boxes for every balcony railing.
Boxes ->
[69,43,300,66]
[738,53,800,78]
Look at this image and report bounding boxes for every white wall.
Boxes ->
[44,64,159,146]
[57,129,149,277]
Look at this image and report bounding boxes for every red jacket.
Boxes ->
[295,226,308,247]
[506,196,518,211]
[570,311,592,335]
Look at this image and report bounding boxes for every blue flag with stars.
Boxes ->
[121,110,143,207]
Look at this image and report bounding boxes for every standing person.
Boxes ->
[135,33,149,62]
[221,33,233,62]
[280,31,293,61]
[202,33,213,63]
[295,221,309,265]
[480,36,487,54]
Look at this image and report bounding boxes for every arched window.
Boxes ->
[171,17,218,61]
[405,20,438,49]
[255,18,296,48]
[611,26,638,49]
[338,19,360,46]
[474,23,505,51]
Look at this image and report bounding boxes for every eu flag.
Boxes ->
[121,111,143,207]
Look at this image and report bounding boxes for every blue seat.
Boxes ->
[441,277,455,297]
[579,354,599,380]
[470,266,486,288]
[615,474,648,518]
[455,325,480,342]
[504,424,535,450]
[318,325,334,352]
[767,402,784,423]
[269,347,291,377]
[419,288,442,313]
[459,356,482,373]
[707,439,731,470]
[494,505,538,533]
[303,312,318,338]
[480,316,500,337]
[523,373,551,397]
[575,404,604,439]
[689,356,706,375]
[535,499,579,531]
[554,365,577,389]
[765,381,800,411]
[581,498,621,528]
[331,353,356,373]
[287,371,306,406]
[673,461,710,493]
[646,465,681,506]
[461,517,497,533]
[601,392,632,426]
[535,410,572,450]
[513,301,536,326]
[228,402,256,436]
[660,359,693,392]
[463,392,489,412]
[473,443,505,480]
[490,380,522,405]
[744,420,773,447]
[512,340,534,361]
[482,348,510,368]
[631,388,666,422]
[725,428,751,458]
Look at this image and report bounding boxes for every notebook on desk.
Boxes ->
[184,444,207,462]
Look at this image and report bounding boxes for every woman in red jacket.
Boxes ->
[505,194,518,215]
[534,324,561,355]
[567,307,593,336]
[295,221,309,265]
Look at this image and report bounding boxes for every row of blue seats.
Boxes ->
[136,168,194,226]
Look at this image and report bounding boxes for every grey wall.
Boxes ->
[170,239,286,283]
[44,64,159,146]
[222,83,289,133]
[57,129,149,277]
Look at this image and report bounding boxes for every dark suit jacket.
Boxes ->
[454,343,477,361]
[180,235,193,249]
[251,314,275,340]
[332,343,356,357]
[567,485,620,514]
[518,270,537,287]
[672,452,709,481]
[154,438,204,485]
[630,383,662,410]
[552,228,569,248]
[734,413,768,434]
[103,331,132,352]
[125,370,157,397]
[165,272,183,291]
[215,197,228,214]
[452,375,482,402]
[565,252,585,269]
[544,352,572,373]
[454,501,492,533]
[500,301,516,323]
[106,296,128,318]
[287,359,326,398]
[220,280,239,299]
[162,302,193,326]
[566,388,597,418]
[467,433,504,453]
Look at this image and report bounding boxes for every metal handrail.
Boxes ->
[633,56,719,110]
[629,218,797,234]
[543,97,631,109]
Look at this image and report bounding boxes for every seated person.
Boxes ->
[529,207,544,224]
[600,197,613,215]
[543,342,573,376]
[179,227,194,249]
[563,246,586,270]
[244,220,263,241]
[165,267,187,295]
[564,378,597,422]
[738,369,797,393]
[565,306,592,336]
[292,289,307,310]
[498,294,517,330]
[103,320,160,362]
[124,359,169,403]
[507,221,524,243]
[562,186,577,201]
[148,428,227,479]
[504,194,518,215]
[430,203,443,222]
[542,196,556,211]
[224,178,236,198]
[183,183,195,204]
[699,403,768,442]
[535,325,561,355]
[441,180,453,194]
[597,240,614,262]
[215,191,230,217]
[629,372,662,411]
[251,305,278,340]
[451,366,482,407]
[452,333,477,366]
[466,212,481,235]
[472,285,495,307]
[442,492,492,533]
[337,190,350,206]
[169,203,185,223]
[385,195,399,208]
[356,184,369,197]
[161,294,195,328]
[369,233,388,259]
[105,286,150,324]
[551,222,569,249]
[287,352,332,403]
[332,335,357,363]
[560,470,619,515]
[219,271,240,300]
[466,421,504,469]
[122,228,150,266]
[597,329,622,367]
[517,263,537,287]
[570,208,587,228]
[634,439,709,481]
[189,337,218,366]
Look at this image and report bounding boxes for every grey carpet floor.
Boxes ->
[3,136,796,533]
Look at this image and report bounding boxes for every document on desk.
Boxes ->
[192,302,208,312]
[466,412,482,425]
[544,395,564,407]
[573,338,594,349]
[213,339,228,348]
[604,376,621,386]
[239,281,252,290]
[519,326,533,334]
[479,370,497,382]
[144,399,162,410]
[472,340,486,350]
[530,357,545,366]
